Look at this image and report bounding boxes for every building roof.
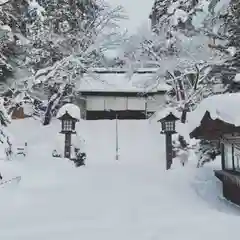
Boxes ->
[76,72,171,93]
[188,93,240,139]
[84,68,160,74]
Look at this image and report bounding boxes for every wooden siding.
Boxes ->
[215,170,240,205]
[86,110,151,120]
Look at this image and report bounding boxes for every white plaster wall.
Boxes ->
[127,97,146,110]
[85,93,165,112]
[146,94,165,112]
[86,96,105,110]
[104,96,127,110]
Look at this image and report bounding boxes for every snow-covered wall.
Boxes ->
[86,96,105,111]
[85,93,165,112]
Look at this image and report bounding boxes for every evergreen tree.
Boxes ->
[210,0,240,92]
[0,0,29,82]
[24,0,100,72]
[0,97,12,160]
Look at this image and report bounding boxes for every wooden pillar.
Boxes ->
[64,133,71,158]
[115,113,119,160]
[165,133,173,170]
[232,144,235,170]
[220,141,225,170]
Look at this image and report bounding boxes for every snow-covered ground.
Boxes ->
[0,118,240,240]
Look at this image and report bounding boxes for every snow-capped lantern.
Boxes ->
[58,111,79,134]
[158,112,179,134]
[56,104,80,159]
[57,103,81,134]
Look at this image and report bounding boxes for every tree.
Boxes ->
[24,0,125,72]
[0,0,30,82]
[23,0,127,125]
[129,0,232,167]
[124,0,231,123]
[206,0,240,92]
[195,139,221,167]
[0,97,13,160]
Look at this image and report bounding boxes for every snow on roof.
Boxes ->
[76,73,171,93]
[188,93,240,133]
[153,107,182,122]
[56,104,81,120]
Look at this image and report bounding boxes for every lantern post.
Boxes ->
[158,112,179,170]
[58,111,79,159]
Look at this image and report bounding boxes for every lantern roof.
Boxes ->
[157,112,179,123]
[56,103,80,121]
[57,111,79,122]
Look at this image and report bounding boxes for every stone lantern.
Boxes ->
[58,111,79,158]
[158,112,179,170]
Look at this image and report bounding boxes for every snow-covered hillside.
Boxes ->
[0,119,239,239]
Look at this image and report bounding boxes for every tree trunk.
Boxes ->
[180,103,189,123]
[43,93,60,125]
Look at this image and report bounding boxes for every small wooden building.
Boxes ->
[77,68,171,120]
[9,99,34,119]
[189,93,240,206]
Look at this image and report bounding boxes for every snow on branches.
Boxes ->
[123,0,233,122]
[0,97,13,160]
[26,0,127,86]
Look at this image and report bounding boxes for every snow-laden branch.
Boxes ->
[0,0,11,6]
[26,1,127,86]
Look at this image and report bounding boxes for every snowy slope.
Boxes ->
[0,119,239,239]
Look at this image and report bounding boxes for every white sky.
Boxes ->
[106,0,155,34]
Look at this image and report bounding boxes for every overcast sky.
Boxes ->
[106,0,154,34]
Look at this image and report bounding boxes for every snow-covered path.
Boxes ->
[82,120,163,165]
[0,119,240,239]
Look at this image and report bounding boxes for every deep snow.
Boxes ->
[0,119,239,240]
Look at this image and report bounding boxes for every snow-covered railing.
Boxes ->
[16,142,27,157]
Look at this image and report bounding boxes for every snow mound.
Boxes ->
[234,73,240,83]
[0,25,11,32]
[188,93,240,133]
[56,104,81,120]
